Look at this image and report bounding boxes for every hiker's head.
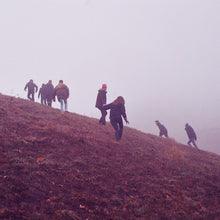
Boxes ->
[113,96,125,105]
[155,120,159,124]
[30,79,33,83]
[185,123,189,127]
[48,80,52,83]
[102,84,107,89]
[59,80,63,83]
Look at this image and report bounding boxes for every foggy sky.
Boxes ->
[0,1,220,153]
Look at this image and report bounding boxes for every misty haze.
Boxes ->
[0,1,219,155]
[0,1,220,219]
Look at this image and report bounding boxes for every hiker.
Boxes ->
[53,80,69,113]
[44,80,54,107]
[185,123,198,149]
[95,84,107,125]
[24,79,38,101]
[38,83,47,105]
[103,96,129,141]
[155,120,168,137]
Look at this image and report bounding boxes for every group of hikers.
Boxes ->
[95,84,129,141]
[24,79,69,113]
[95,84,199,148]
[24,80,198,148]
[154,120,198,149]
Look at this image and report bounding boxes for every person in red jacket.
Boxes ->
[53,80,69,113]
[103,96,129,141]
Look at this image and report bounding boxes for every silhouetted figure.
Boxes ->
[53,80,69,113]
[38,84,47,105]
[155,120,168,137]
[103,96,129,141]
[95,84,107,125]
[44,80,54,107]
[185,123,198,149]
[24,79,38,101]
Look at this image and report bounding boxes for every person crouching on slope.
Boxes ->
[185,123,198,149]
[53,80,69,113]
[103,96,129,141]
[155,120,168,137]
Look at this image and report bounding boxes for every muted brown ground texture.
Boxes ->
[0,93,220,220]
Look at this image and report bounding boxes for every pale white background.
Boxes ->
[0,0,219,154]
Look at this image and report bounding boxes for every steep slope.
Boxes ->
[0,93,220,219]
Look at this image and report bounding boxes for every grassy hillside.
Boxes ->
[0,93,220,219]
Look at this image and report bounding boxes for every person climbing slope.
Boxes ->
[44,80,54,107]
[185,123,199,149]
[53,80,69,113]
[95,84,107,125]
[24,79,38,101]
[38,83,46,105]
[155,120,168,137]
[103,96,129,141]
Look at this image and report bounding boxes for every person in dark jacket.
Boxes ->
[155,120,168,137]
[44,80,54,107]
[38,83,46,105]
[95,84,107,125]
[24,79,38,101]
[185,123,198,148]
[103,96,129,141]
[53,80,69,113]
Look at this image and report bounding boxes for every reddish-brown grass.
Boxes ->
[0,93,220,219]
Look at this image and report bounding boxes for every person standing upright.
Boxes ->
[44,80,54,107]
[24,79,38,101]
[155,120,168,137]
[185,123,198,149]
[53,80,69,113]
[95,84,107,125]
[38,83,46,105]
[103,96,129,141]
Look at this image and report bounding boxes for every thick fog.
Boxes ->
[0,1,219,154]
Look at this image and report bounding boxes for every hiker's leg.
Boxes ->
[192,139,198,149]
[64,99,68,111]
[60,99,64,113]
[27,91,32,100]
[111,119,120,140]
[187,139,192,147]
[43,97,47,105]
[118,118,123,140]
[100,109,107,125]
[47,98,52,107]
[32,92,35,101]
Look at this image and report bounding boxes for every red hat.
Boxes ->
[102,84,107,88]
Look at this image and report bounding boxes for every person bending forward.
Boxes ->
[103,96,129,141]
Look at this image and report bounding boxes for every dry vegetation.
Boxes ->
[0,93,220,219]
